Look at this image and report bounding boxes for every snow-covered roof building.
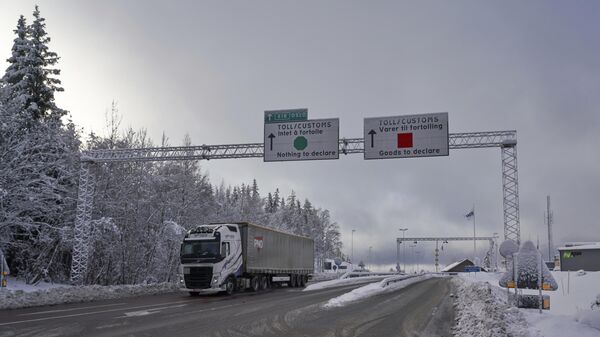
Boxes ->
[441,259,484,273]
[558,242,600,271]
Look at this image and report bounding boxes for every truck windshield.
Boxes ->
[181,240,220,258]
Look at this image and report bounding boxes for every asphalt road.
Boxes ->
[0,277,455,337]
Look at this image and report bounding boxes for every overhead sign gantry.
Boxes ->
[69,109,520,285]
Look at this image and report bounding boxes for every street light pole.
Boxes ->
[351,229,356,266]
[368,246,372,271]
[409,244,416,273]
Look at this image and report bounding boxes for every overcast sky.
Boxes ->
[2,1,599,270]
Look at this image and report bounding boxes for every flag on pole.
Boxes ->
[465,209,475,219]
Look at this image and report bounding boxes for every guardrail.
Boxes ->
[379,273,426,288]
[340,271,403,279]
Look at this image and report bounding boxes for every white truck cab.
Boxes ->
[180,224,242,295]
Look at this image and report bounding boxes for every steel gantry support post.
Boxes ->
[501,140,520,245]
[70,163,97,284]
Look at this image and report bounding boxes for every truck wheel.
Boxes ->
[260,276,269,290]
[299,275,306,287]
[292,274,298,288]
[250,276,260,292]
[225,277,235,295]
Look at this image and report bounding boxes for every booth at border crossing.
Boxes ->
[0,249,9,288]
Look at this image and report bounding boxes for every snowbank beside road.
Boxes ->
[304,274,389,292]
[456,271,600,337]
[322,274,432,308]
[453,277,529,337]
[0,282,179,310]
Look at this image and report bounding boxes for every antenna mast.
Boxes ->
[546,195,554,261]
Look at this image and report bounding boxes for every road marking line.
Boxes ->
[18,302,128,316]
[0,300,192,326]
[96,322,125,330]
[123,304,187,317]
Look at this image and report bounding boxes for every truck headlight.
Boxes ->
[179,275,185,285]
[212,275,219,285]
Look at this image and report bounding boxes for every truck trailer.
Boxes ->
[180,222,314,295]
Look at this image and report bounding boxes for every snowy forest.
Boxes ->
[0,7,343,285]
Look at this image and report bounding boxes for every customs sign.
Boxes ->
[364,112,449,159]
[264,118,339,162]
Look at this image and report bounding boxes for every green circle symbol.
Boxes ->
[294,136,308,151]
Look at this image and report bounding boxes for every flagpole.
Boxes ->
[473,203,476,265]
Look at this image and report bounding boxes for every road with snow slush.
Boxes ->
[0,277,454,337]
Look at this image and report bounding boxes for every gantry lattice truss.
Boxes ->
[397,236,499,272]
[70,130,520,284]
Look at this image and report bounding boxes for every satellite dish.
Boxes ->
[334,258,342,266]
[499,240,519,259]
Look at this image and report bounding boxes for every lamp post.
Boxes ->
[351,229,356,266]
[398,228,408,273]
[409,244,416,273]
[368,246,372,271]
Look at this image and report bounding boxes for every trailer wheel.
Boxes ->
[250,276,260,292]
[299,275,306,287]
[292,274,299,288]
[260,276,269,290]
[225,277,235,295]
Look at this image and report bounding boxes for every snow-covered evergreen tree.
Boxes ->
[0,7,79,283]
[0,15,28,109]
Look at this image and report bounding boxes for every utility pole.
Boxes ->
[368,246,372,271]
[435,240,440,272]
[546,195,554,262]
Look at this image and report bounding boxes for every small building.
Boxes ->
[558,242,600,271]
[442,259,486,273]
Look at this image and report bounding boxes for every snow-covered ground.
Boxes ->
[456,271,600,337]
[2,276,71,292]
[322,274,433,308]
[309,272,344,282]
[0,279,179,310]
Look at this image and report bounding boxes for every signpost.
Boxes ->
[264,109,308,124]
[364,112,449,159]
[264,118,339,162]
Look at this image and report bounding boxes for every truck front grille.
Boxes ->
[184,267,213,289]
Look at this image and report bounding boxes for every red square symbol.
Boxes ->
[397,133,413,148]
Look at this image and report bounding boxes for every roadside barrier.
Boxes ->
[379,273,426,288]
[340,271,403,280]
